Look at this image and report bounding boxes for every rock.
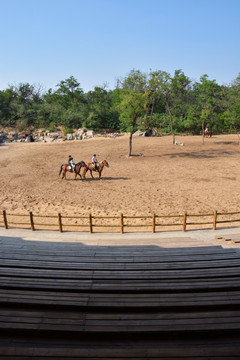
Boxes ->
[86,130,95,137]
[175,141,184,146]
[77,128,87,135]
[67,133,74,140]
[9,131,18,140]
[49,132,59,139]
[133,130,144,136]
[144,129,158,137]
[25,134,34,142]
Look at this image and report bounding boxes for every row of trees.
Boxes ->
[0,70,240,149]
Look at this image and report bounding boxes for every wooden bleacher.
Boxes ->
[0,234,240,358]
[215,233,240,246]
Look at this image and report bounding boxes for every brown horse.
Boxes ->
[82,160,109,179]
[200,130,212,137]
[59,161,87,180]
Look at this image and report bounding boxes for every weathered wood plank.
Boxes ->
[1,289,240,308]
[0,338,240,358]
[1,309,240,333]
[1,267,240,280]
[2,276,240,291]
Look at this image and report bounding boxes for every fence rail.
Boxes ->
[0,209,240,234]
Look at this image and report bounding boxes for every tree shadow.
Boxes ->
[214,141,240,146]
[146,149,238,159]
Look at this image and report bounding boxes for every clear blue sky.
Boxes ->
[0,0,239,92]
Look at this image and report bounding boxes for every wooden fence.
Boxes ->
[1,209,240,233]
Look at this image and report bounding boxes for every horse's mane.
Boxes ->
[75,161,85,166]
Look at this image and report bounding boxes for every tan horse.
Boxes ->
[82,160,109,179]
[59,161,87,180]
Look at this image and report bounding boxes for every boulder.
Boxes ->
[25,134,34,142]
[133,130,144,136]
[9,131,18,140]
[49,132,59,139]
[86,130,95,137]
[77,128,87,135]
[144,129,158,137]
[67,133,74,140]
[0,132,10,143]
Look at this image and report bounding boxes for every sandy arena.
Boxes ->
[0,134,239,228]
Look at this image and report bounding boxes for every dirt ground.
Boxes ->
[0,134,239,229]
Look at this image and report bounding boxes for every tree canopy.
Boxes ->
[0,71,239,136]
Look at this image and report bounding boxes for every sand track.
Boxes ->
[0,134,239,221]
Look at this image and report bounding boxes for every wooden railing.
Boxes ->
[1,209,240,233]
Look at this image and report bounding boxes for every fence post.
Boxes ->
[183,213,187,232]
[29,211,35,231]
[3,210,8,229]
[152,213,156,233]
[213,210,218,230]
[89,213,93,233]
[120,213,124,234]
[58,213,63,232]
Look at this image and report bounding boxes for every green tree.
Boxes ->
[84,87,120,131]
[227,74,240,132]
[147,70,176,143]
[120,69,147,93]
[193,74,222,143]
[43,76,87,128]
[0,87,18,127]
[118,90,146,156]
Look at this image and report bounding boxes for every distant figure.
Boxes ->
[205,127,209,134]
[68,155,75,172]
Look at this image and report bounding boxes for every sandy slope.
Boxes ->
[0,134,239,224]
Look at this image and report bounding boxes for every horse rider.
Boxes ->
[92,154,98,170]
[68,155,75,172]
[205,127,209,134]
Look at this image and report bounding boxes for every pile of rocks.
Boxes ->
[0,131,33,143]
[133,129,158,137]
[0,128,123,143]
[0,131,8,143]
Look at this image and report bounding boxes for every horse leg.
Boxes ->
[74,167,80,180]
[59,165,63,177]
[78,166,83,180]
[82,167,88,179]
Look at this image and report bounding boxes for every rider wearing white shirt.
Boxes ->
[68,155,75,172]
[92,154,98,170]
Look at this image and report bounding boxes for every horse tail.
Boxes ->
[59,165,63,176]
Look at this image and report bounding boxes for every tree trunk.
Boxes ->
[166,97,175,144]
[150,98,155,122]
[128,131,133,156]
[202,119,205,145]
[128,115,138,157]
[235,129,240,145]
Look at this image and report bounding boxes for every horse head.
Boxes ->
[102,160,109,168]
